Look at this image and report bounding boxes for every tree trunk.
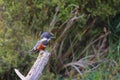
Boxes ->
[15,51,51,80]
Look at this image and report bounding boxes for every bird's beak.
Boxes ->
[50,33,55,39]
[51,36,55,39]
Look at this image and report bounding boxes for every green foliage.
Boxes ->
[0,7,35,79]
[86,1,116,17]
[81,62,120,80]
[0,0,120,80]
[108,15,120,63]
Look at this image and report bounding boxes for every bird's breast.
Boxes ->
[37,43,46,51]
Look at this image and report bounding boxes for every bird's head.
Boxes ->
[40,32,55,40]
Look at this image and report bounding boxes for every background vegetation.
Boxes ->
[0,0,120,80]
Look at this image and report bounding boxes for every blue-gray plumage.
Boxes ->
[40,32,54,39]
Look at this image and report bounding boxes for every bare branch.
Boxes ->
[71,65,82,76]
[80,32,110,55]
[15,51,51,80]
[49,6,59,31]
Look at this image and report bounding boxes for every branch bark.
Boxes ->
[15,51,51,80]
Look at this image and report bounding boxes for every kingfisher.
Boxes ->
[30,32,54,53]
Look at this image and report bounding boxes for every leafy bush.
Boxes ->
[0,0,120,80]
